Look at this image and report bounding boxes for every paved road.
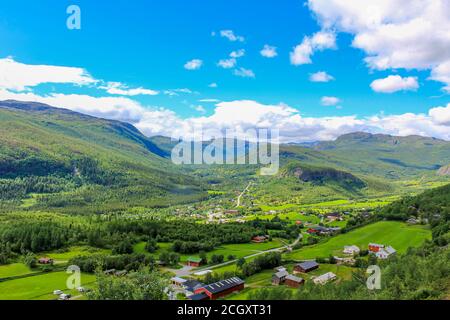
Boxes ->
[236,182,252,207]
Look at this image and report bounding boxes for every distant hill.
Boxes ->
[0,100,205,213]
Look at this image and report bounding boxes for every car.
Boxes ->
[53,290,63,295]
[58,293,71,300]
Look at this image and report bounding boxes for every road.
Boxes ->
[236,182,252,207]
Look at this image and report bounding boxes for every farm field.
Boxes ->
[0,271,96,300]
[286,221,431,260]
[0,263,36,279]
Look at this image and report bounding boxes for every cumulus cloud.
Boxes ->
[290,31,336,65]
[429,103,450,126]
[307,0,450,92]
[370,75,419,93]
[310,71,334,82]
[217,58,237,69]
[2,89,450,142]
[321,96,340,106]
[100,82,159,96]
[219,30,245,42]
[230,49,246,58]
[184,59,203,70]
[234,68,255,78]
[260,45,278,58]
[0,57,96,91]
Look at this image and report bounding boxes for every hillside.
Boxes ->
[0,100,206,213]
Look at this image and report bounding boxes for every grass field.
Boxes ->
[286,221,431,260]
[0,271,96,300]
[40,246,111,263]
[0,263,36,279]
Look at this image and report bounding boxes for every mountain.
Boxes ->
[437,164,450,176]
[0,100,205,213]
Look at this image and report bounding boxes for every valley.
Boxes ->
[0,101,449,301]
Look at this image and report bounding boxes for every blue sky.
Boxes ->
[0,0,449,141]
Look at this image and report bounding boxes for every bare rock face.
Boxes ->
[437,164,450,176]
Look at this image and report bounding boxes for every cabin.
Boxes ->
[186,257,204,267]
[171,277,188,287]
[285,275,304,288]
[272,270,289,285]
[294,261,319,274]
[375,246,397,259]
[252,236,268,243]
[343,245,360,255]
[38,257,54,265]
[368,243,384,253]
[313,272,337,285]
[192,277,244,300]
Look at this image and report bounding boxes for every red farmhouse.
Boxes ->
[193,277,244,300]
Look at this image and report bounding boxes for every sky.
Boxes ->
[0,0,449,142]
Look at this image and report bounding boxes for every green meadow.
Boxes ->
[0,271,96,300]
[286,221,431,260]
[0,263,36,279]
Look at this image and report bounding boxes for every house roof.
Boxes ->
[187,257,203,263]
[314,272,337,282]
[171,277,187,283]
[201,277,244,294]
[296,261,319,270]
[184,280,205,292]
[286,275,304,283]
[188,293,209,300]
[273,270,289,278]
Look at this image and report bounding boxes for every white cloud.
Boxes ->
[184,59,203,70]
[307,0,450,92]
[208,82,218,88]
[230,49,246,58]
[370,75,419,93]
[234,68,255,78]
[429,103,450,126]
[217,58,237,69]
[310,71,334,82]
[290,31,336,65]
[220,30,245,42]
[321,96,340,106]
[192,105,206,114]
[0,57,96,91]
[260,45,278,58]
[163,88,194,96]
[2,89,450,142]
[100,82,159,96]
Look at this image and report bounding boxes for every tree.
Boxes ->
[236,258,246,269]
[22,252,37,268]
[88,268,168,300]
[145,239,159,253]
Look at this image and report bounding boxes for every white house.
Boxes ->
[343,245,360,255]
[375,246,397,259]
[313,272,337,285]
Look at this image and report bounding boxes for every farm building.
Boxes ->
[192,277,244,300]
[183,280,205,296]
[186,257,204,267]
[252,236,268,243]
[343,245,360,255]
[272,270,289,285]
[171,277,187,287]
[326,212,342,221]
[369,243,385,253]
[285,275,304,288]
[313,272,337,285]
[375,246,397,259]
[274,266,287,273]
[38,257,54,265]
[294,261,319,274]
